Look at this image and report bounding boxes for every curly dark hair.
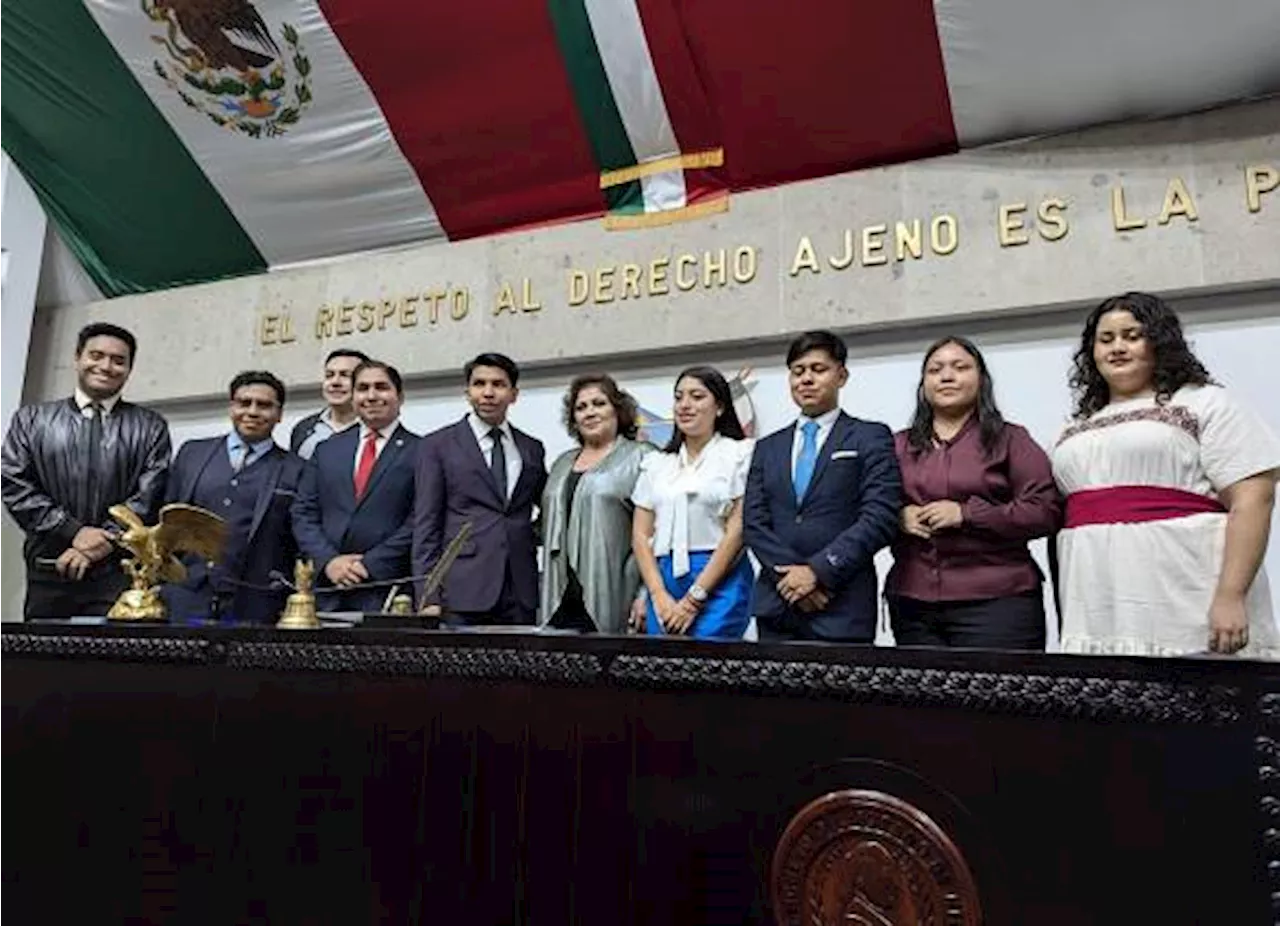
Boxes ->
[562,373,639,443]
[906,336,1004,456]
[1069,291,1214,419]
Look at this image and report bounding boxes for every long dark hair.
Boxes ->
[907,336,1005,455]
[1069,291,1214,419]
[664,366,746,453]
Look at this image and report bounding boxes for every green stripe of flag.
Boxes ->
[0,0,265,297]
[545,0,644,213]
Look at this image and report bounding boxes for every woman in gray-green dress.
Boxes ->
[539,373,654,633]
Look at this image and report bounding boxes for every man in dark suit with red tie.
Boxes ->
[413,353,547,625]
[292,360,419,613]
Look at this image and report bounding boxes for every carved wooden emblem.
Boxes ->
[771,789,982,926]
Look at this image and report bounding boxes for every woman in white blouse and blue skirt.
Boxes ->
[631,366,755,639]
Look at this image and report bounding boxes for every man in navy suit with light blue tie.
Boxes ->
[745,331,902,642]
[162,371,303,624]
[292,360,419,613]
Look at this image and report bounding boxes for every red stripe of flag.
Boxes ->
[670,0,958,189]
[317,0,605,240]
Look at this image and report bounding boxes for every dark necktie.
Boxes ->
[489,427,507,503]
[86,403,104,521]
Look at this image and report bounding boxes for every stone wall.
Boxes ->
[24,100,1280,405]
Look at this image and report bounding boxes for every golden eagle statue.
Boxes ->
[106,503,227,621]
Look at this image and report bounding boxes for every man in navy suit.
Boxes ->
[292,360,419,613]
[744,331,902,642]
[413,353,547,625]
[162,371,304,624]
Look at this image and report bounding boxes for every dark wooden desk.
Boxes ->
[4,623,1277,925]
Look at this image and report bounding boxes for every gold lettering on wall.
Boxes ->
[930,215,959,255]
[400,295,418,327]
[998,203,1030,247]
[568,271,589,306]
[829,231,854,270]
[336,303,355,336]
[1157,177,1198,225]
[1037,198,1069,241]
[675,254,698,290]
[494,282,517,315]
[894,220,923,261]
[520,279,541,312]
[619,264,643,299]
[1111,186,1147,231]
[1246,164,1278,212]
[861,225,888,266]
[452,289,470,320]
[252,172,1272,349]
[790,236,820,275]
[649,257,670,295]
[703,249,727,288]
[594,267,615,303]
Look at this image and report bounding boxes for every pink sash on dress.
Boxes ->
[1064,485,1226,529]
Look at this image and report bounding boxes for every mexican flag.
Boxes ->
[3,0,1275,298]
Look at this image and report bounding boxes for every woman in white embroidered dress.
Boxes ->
[1052,292,1280,658]
[631,366,755,640]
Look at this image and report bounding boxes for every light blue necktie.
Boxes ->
[793,420,819,503]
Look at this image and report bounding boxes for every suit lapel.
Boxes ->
[775,426,800,514]
[248,447,285,541]
[354,425,409,512]
[454,417,505,508]
[507,429,536,510]
[799,413,850,508]
[185,439,225,503]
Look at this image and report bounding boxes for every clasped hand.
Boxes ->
[325,553,369,587]
[56,526,116,580]
[775,564,830,612]
[900,501,964,539]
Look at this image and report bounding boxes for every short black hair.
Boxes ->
[325,348,369,365]
[352,359,404,395]
[465,352,520,388]
[228,370,287,407]
[76,323,137,365]
[786,330,847,367]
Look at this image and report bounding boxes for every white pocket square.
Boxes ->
[831,450,859,460]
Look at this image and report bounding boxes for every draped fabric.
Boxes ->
[3,0,1276,295]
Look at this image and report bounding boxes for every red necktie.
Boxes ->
[353,432,379,498]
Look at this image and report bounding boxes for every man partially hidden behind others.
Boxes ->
[162,371,304,624]
[1,323,171,619]
[290,348,369,460]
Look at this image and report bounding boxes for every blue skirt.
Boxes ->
[646,551,753,640]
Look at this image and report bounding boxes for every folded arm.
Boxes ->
[961,427,1061,542]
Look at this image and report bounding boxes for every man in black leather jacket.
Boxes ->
[2,323,171,618]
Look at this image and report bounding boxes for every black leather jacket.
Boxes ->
[1,397,171,564]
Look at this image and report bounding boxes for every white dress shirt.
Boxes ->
[468,413,523,499]
[789,406,841,477]
[352,419,401,479]
[631,433,754,577]
[74,388,121,418]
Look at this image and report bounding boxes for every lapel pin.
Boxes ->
[395,439,404,447]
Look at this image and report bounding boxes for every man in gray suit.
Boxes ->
[413,353,547,625]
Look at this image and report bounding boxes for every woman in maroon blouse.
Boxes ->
[886,336,1062,650]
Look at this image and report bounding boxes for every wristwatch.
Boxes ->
[688,584,709,606]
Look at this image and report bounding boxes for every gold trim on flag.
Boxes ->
[603,193,730,230]
[599,148,725,190]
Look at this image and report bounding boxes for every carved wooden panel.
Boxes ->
[772,789,982,926]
